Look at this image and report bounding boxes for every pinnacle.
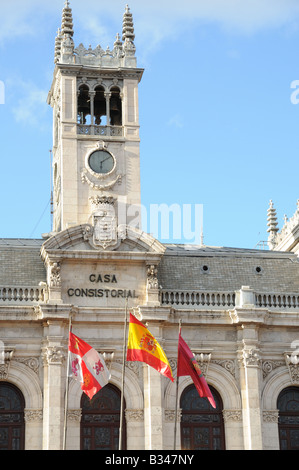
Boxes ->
[61,0,74,37]
[122,4,135,43]
[267,200,279,233]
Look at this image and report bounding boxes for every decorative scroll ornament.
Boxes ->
[81,168,121,190]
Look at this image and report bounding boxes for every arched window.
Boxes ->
[0,382,25,450]
[109,87,122,126]
[278,386,299,450]
[94,86,107,126]
[80,384,126,450]
[77,84,91,125]
[180,384,225,450]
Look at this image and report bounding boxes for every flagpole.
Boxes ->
[63,314,72,451]
[173,318,182,450]
[119,296,128,450]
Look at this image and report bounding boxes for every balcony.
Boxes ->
[77,124,123,137]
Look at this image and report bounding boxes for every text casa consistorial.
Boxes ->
[67,274,138,299]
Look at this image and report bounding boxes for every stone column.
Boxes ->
[125,409,145,450]
[89,91,95,133]
[42,320,67,450]
[238,326,263,450]
[143,362,164,450]
[105,92,111,134]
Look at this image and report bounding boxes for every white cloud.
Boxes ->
[1,0,299,48]
[6,78,49,129]
[168,114,184,128]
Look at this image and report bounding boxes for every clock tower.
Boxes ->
[47,2,143,249]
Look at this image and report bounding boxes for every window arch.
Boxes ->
[0,382,25,450]
[94,86,107,125]
[109,87,122,126]
[77,84,91,124]
[80,384,126,450]
[180,384,225,450]
[278,386,299,450]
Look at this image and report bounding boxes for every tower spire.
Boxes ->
[267,200,279,250]
[59,0,75,63]
[122,5,136,65]
[122,5,135,43]
[61,0,74,38]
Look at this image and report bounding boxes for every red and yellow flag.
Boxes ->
[126,313,174,382]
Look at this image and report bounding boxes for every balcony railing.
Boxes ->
[161,290,236,308]
[0,286,47,304]
[77,124,123,137]
[161,289,299,310]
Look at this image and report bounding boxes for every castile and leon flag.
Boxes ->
[127,313,174,382]
[68,332,111,400]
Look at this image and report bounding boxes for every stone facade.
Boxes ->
[1,2,299,451]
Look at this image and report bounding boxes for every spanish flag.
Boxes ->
[127,313,174,382]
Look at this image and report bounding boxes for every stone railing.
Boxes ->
[255,293,299,309]
[77,124,123,137]
[161,290,235,308]
[0,286,48,304]
[161,287,299,310]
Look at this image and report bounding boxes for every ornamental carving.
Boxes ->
[147,265,158,290]
[263,410,279,423]
[285,353,299,383]
[165,409,181,423]
[24,409,43,423]
[213,359,236,378]
[222,410,242,422]
[15,357,40,375]
[0,350,13,380]
[125,409,144,422]
[67,409,82,423]
[49,262,61,288]
[262,360,285,379]
[241,348,261,368]
[42,346,65,365]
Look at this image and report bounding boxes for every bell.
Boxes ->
[110,97,120,112]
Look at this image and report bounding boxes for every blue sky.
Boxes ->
[0,0,299,248]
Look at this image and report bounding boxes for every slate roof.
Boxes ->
[0,239,299,294]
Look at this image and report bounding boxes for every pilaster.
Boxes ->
[237,325,263,450]
[143,323,166,450]
[41,313,69,450]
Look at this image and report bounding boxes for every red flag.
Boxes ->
[68,332,111,400]
[177,333,216,408]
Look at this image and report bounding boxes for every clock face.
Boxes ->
[88,150,115,174]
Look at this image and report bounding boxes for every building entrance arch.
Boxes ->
[0,382,25,450]
[180,384,225,450]
[80,383,126,450]
[278,386,299,450]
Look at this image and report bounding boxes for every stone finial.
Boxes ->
[61,0,74,37]
[267,200,279,250]
[122,5,135,43]
[54,28,62,64]
[59,0,75,62]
